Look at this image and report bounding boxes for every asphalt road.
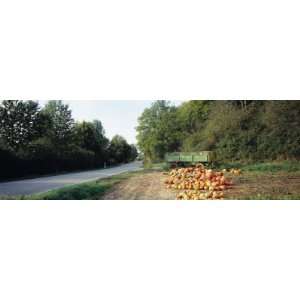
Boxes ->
[0,161,142,196]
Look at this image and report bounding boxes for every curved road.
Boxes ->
[0,161,142,196]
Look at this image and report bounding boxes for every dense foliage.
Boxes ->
[136,101,181,163]
[137,100,300,163]
[0,100,137,180]
[0,100,40,151]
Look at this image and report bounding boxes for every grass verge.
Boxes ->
[218,161,300,173]
[146,160,300,173]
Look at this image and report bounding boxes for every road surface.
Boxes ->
[0,161,142,196]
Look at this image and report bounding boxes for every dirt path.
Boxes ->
[103,171,177,200]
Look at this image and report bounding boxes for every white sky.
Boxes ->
[39,100,184,144]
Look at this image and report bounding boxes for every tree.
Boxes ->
[0,100,40,151]
[129,144,138,161]
[73,120,109,165]
[0,100,140,180]
[136,100,300,162]
[179,100,300,161]
[259,100,300,159]
[93,119,109,155]
[108,135,132,164]
[136,101,181,162]
[35,109,53,138]
[43,100,74,146]
[177,100,211,134]
[74,121,99,152]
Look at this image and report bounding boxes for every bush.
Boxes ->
[0,147,23,180]
[0,143,96,180]
[60,147,95,171]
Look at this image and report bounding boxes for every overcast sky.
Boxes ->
[39,100,184,144]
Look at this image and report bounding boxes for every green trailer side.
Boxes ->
[165,151,215,167]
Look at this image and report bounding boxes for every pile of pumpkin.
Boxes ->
[164,164,241,200]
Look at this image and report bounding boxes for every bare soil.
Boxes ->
[103,171,177,200]
[102,170,300,200]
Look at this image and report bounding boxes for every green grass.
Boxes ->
[218,161,300,173]
[143,162,170,171]
[241,161,300,173]
[34,181,112,200]
[146,160,300,175]
[0,170,147,200]
[0,194,29,200]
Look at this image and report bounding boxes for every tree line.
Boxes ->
[136,100,300,163]
[0,100,138,180]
